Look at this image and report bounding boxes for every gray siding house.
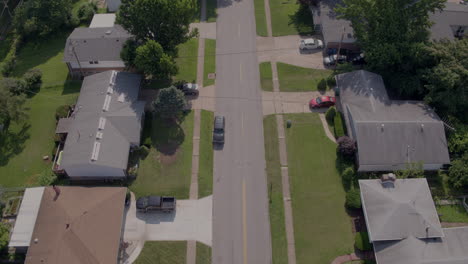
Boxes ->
[336,70,450,172]
[56,71,145,181]
[63,15,132,79]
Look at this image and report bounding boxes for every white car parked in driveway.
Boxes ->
[299,38,323,51]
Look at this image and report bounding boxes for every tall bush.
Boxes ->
[355,231,371,251]
[325,106,336,125]
[337,136,356,158]
[346,188,361,209]
[334,113,345,138]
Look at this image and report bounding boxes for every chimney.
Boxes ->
[380,173,396,188]
[52,185,61,197]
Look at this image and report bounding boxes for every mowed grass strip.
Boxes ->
[277,62,331,92]
[198,110,214,198]
[174,38,199,83]
[196,242,212,264]
[264,115,288,264]
[259,62,274,91]
[284,113,353,264]
[437,204,468,223]
[270,0,314,36]
[134,241,187,264]
[130,111,194,199]
[253,0,268,36]
[203,39,216,87]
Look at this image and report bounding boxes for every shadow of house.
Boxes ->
[335,70,450,172]
[55,71,145,182]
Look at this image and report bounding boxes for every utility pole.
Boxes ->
[334,26,346,72]
[71,41,84,79]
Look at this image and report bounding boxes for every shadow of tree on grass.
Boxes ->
[288,4,315,36]
[0,124,31,166]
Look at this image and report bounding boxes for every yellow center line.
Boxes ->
[242,179,248,264]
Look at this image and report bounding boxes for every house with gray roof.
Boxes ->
[55,71,145,180]
[359,176,468,264]
[336,70,450,172]
[430,2,468,40]
[63,14,132,79]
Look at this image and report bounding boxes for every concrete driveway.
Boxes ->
[262,91,334,115]
[120,194,212,264]
[257,35,326,69]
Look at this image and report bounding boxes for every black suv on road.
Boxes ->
[213,116,225,144]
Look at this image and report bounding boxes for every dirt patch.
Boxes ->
[157,145,180,165]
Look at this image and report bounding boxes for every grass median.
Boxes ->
[204,39,216,87]
[253,0,268,36]
[263,115,288,264]
[259,62,274,91]
[284,113,353,264]
[198,110,214,198]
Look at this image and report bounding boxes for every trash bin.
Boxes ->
[286,120,292,128]
[334,86,340,97]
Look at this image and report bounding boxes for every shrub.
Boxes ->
[337,136,356,158]
[0,78,25,95]
[38,170,57,186]
[0,36,20,77]
[23,68,43,92]
[355,231,371,251]
[326,74,336,87]
[346,188,361,209]
[342,166,355,188]
[448,154,468,189]
[317,78,327,91]
[138,145,150,159]
[77,2,97,24]
[0,223,9,251]
[55,105,70,120]
[334,113,345,138]
[325,106,336,125]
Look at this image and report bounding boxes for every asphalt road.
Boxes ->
[212,0,272,263]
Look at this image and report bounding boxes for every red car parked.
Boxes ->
[309,96,336,108]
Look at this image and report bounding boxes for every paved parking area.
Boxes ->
[257,35,326,69]
[120,194,212,263]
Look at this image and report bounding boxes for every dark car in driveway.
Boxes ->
[136,196,176,213]
[213,116,225,144]
[176,82,199,96]
[309,96,336,109]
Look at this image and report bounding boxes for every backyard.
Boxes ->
[133,241,187,264]
[0,30,81,187]
[284,113,354,263]
[130,112,194,199]
[277,62,331,92]
[263,115,288,264]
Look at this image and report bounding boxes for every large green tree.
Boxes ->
[13,0,73,38]
[0,85,27,129]
[134,40,178,79]
[153,86,186,120]
[336,0,445,96]
[422,39,468,122]
[116,0,197,54]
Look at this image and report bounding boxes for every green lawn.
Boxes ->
[270,0,314,36]
[277,62,331,92]
[0,30,81,187]
[263,115,288,264]
[259,62,274,91]
[130,112,194,199]
[203,39,216,87]
[134,241,187,264]
[437,204,468,223]
[284,113,354,264]
[253,0,268,36]
[175,38,199,83]
[198,110,214,198]
[196,242,211,264]
[13,31,70,87]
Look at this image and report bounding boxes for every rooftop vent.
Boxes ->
[381,173,396,188]
[98,117,106,130]
[91,141,101,161]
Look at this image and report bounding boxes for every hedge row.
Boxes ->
[355,231,372,251]
[0,35,21,77]
[334,112,345,138]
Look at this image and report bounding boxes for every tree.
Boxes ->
[76,1,98,24]
[395,162,424,179]
[0,86,27,129]
[0,78,25,95]
[23,68,43,93]
[345,188,361,209]
[422,39,468,122]
[336,0,445,96]
[116,0,197,54]
[134,40,178,79]
[153,86,186,120]
[0,223,9,251]
[337,136,356,158]
[13,0,73,38]
[448,154,468,189]
[121,39,139,68]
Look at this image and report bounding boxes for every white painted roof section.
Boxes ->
[9,187,45,248]
[89,14,116,28]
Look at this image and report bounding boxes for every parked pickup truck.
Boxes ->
[136,196,176,213]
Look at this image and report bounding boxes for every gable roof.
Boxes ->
[63,25,132,62]
[25,187,126,264]
[337,70,450,171]
[59,71,145,177]
[359,178,443,242]
[430,2,468,40]
[374,227,468,264]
